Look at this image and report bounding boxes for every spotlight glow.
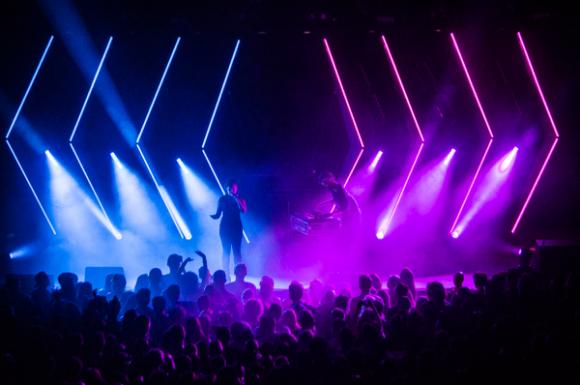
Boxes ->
[453,148,519,236]
[323,38,365,187]
[451,231,459,239]
[368,150,384,173]
[111,153,170,240]
[511,32,560,234]
[449,33,494,236]
[498,147,519,173]
[444,148,457,166]
[6,36,54,139]
[46,151,122,240]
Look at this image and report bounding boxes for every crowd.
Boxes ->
[0,251,578,385]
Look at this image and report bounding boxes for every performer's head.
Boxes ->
[226,179,239,196]
[318,171,336,187]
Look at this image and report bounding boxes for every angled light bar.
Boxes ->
[379,35,425,234]
[449,33,494,235]
[323,38,365,187]
[201,39,240,148]
[135,37,188,239]
[4,36,56,235]
[201,40,249,243]
[68,36,120,240]
[6,36,54,139]
[136,37,181,144]
[136,144,184,238]
[511,32,560,233]
[69,36,113,142]
[6,141,56,234]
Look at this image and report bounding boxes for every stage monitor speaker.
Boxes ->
[535,240,580,277]
[84,266,125,290]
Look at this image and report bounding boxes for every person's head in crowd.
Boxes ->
[181,271,200,299]
[281,309,299,333]
[149,268,163,286]
[234,263,248,282]
[369,273,382,292]
[267,302,282,321]
[241,288,254,303]
[164,284,180,306]
[58,272,78,300]
[135,274,150,291]
[112,274,127,295]
[260,275,274,297]
[358,274,372,295]
[454,272,465,290]
[427,281,446,308]
[198,266,211,285]
[298,309,315,331]
[136,288,151,309]
[400,269,416,295]
[167,254,183,274]
[334,294,349,311]
[289,281,304,303]
[34,271,50,289]
[473,272,488,292]
[152,296,166,314]
[387,275,400,291]
[213,270,227,289]
[243,299,263,326]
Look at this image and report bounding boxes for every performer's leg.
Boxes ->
[232,231,243,266]
[221,234,232,277]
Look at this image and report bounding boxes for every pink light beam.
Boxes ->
[511,32,560,234]
[323,38,365,187]
[449,32,495,235]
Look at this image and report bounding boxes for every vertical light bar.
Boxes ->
[323,38,365,187]
[5,141,56,234]
[449,33,495,235]
[511,32,560,233]
[200,40,249,243]
[379,36,425,233]
[69,36,113,142]
[201,39,240,148]
[136,37,181,144]
[6,36,54,139]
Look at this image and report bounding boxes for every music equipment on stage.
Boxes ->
[290,211,341,235]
